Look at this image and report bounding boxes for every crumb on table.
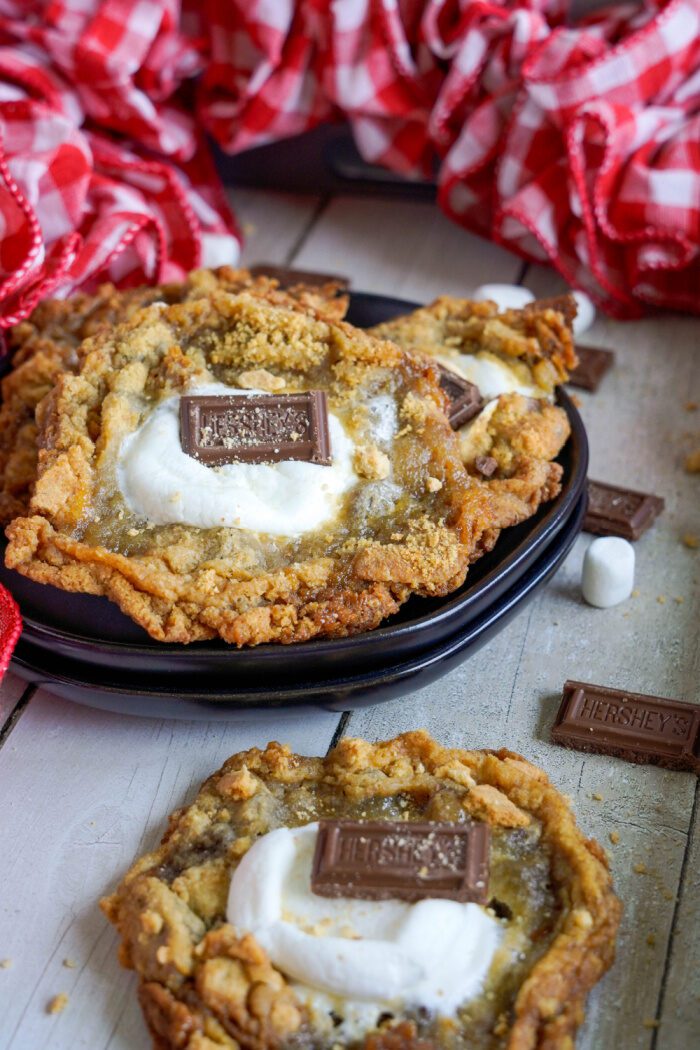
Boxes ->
[0,959,11,969]
[634,862,648,875]
[47,993,68,1015]
[682,532,699,549]
[685,449,700,473]
[609,831,620,845]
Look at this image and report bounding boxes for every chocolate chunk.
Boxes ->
[475,455,498,477]
[568,345,614,391]
[249,264,349,290]
[311,819,490,904]
[584,480,664,540]
[551,680,700,773]
[179,391,331,466]
[436,364,483,429]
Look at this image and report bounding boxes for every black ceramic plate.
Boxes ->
[11,492,585,716]
[3,293,587,686]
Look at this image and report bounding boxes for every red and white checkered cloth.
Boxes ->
[1,0,699,326]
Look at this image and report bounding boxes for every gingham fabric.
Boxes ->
[1,0,699,327]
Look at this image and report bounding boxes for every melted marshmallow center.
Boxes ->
[227,824,502,1037]
[117,383,358,536]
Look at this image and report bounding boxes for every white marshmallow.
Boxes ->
[571,290,596,335]
[472,283,534,311]
[227,823,502,1038]
[582,537,635,608]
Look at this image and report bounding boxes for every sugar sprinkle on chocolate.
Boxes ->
[180,391,332,467]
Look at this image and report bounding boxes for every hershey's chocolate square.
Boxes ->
[436,364,483,429]
[568,345,614,391]
[179,391,332,467]
[583,480,664,540]
[552,680,700,772]
[311,819,490,904]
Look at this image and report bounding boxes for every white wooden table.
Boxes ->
[0,190,698,1050]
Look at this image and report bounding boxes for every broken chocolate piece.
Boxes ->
[584,480,664,540]
[551,680,700,773]
[475,455,498,477]
[249,264,349,290]
[436,364,483,429]
[311,819,490,904]
[568,345,614,391]
[179,391,332,466]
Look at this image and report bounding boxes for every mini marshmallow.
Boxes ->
[572,291,596,336]
[582,537,635,609]
[472,283,534,311]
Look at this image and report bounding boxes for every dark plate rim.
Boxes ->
[12,491,584,704]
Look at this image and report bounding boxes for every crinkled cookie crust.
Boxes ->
[101,731,621,1050]
[5,291,497,645]
[370,297,577,534]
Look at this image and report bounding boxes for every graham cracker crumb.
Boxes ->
[631,588,640,597]
[0,959,12,969]
[62,958,77,969]
[663,889,676,901]
[656,595,666,605]
[353,443,391,481]
[47,993,69,1015]
[646,933,656,947]
[684,401,698,411]
[642,1019,660,1030]
[570,393,583,408]
[609,831,620,845]
[685,449,700,473]
[425,476,443,493]
[633,862,647,875]
[592,792,604,801]
[237,368,286,392]
[674,595,684,604]
[682,532,699,549]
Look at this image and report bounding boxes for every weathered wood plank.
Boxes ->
[228,187,321,268]
[294,196,521,300]
[0,673,30,734]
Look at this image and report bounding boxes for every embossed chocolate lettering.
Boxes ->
[552,680,700,772]
[311,820,490,904]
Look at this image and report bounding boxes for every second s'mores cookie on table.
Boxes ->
[102,731,621,1050]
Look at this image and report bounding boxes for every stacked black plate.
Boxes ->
[1,294,588,717]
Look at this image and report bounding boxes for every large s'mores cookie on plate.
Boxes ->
[4,291,497,645]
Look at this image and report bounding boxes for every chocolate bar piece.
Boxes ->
[568,345,615,391]
[249,263,349,290]
[311,819,490,904]
[552,680,700,773]
[179,391,331,466]
[436,365,483,429]
[475,455,497,477]
[583,480,664,540]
